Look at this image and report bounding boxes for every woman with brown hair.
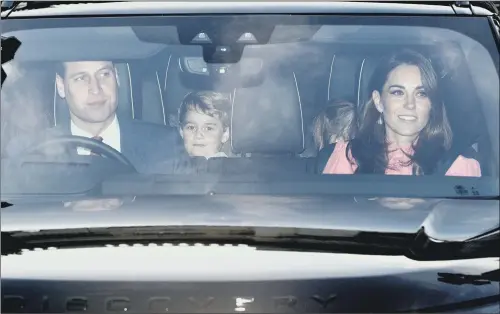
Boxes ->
[322,49,480,176]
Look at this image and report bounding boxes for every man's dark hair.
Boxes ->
[54,61,116,78]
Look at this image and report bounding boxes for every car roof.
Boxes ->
[2,1,461,18]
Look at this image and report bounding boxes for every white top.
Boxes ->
[206,151,228,159]
[70,115,121,154]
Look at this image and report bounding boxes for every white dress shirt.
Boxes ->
[70,115,121,155]
[205,151,228,159]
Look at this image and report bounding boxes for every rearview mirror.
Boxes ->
[178,57,265,90]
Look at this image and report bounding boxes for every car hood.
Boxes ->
[1,246,499,313]
[2,195,499,313]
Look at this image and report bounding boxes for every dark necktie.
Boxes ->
[90,135,103,156]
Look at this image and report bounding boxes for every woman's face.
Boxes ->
[372,64,432,146]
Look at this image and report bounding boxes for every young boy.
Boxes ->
[178,91,231,158]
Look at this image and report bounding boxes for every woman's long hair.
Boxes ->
[348,49,453,175]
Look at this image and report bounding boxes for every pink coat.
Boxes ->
[322,141,481,177]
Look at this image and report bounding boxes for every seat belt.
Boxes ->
[316,143,337,173]
[435,145,479,175]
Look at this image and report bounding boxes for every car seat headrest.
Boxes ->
[231,69,304,155]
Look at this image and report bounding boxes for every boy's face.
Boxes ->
[180,110,229,157]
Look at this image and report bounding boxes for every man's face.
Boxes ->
[55,61,119,124]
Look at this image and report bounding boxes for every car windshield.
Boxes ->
[1,8,499,201]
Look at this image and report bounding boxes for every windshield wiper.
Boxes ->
[0,226,414,257]
[2,225,499,261]
[1,201,13,208]
[438,268,500,285]
[0,1,20,14]
[1,1,124,14]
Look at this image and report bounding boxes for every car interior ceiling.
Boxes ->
[13,40,493,176]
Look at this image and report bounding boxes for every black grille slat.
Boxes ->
[106,297,130,312]
[66,297,88,312]
[2,295,26,313]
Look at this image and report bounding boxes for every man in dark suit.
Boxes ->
[6,60,180,173]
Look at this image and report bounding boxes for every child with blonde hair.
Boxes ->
[313,99,357,151]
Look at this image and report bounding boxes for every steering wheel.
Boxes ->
[20,135,136,170]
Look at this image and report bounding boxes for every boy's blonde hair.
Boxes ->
[313,99,357,150]
[178,91,231,129]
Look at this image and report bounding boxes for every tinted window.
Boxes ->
[1,14,498,199]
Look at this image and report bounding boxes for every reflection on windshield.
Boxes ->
[1,15,498,199]
[374,198,427,210]
[63,198,124,211]
[1,60,51,157]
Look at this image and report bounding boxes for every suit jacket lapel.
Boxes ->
[118,118,134,157]
[46,123,71,138]
[59,123,71,135]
